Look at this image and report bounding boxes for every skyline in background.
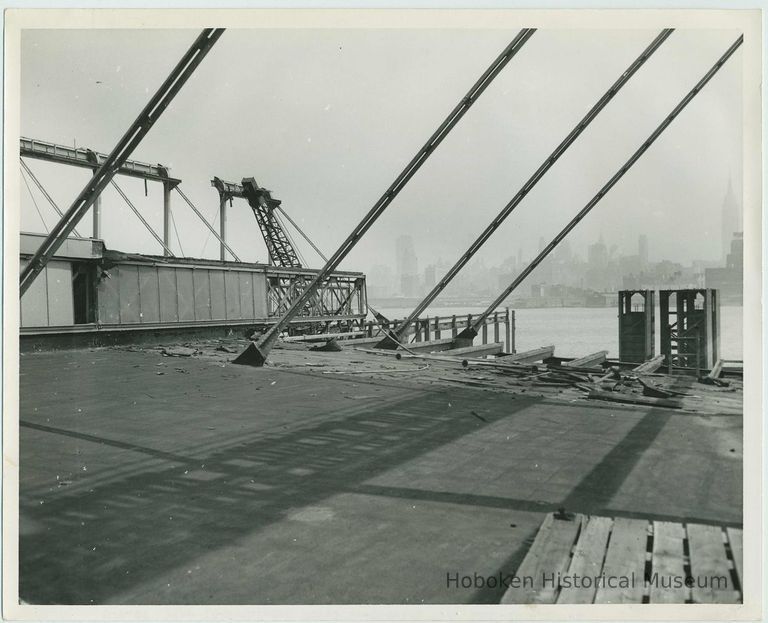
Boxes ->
[19,28,743,280]
[373,178,742,303]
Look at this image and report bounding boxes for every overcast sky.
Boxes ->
[19,27,742,275]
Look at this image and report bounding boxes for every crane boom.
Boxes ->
[241,178,302,267]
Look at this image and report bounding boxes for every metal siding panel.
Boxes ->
[158,267,179,322]
[176,268,195,322]
[20,260,49,327]
[20,233,101,259]
[238,272,255,319]
[209,271,226,320]
[97,265,122,324]
[224,270,241,319]
[46,261,74,326]
[119,265,141,324]
[252,273,268,317]
[193,269,212,321]
[138,266,161,323]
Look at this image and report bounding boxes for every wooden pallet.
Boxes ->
[501,513,743,604]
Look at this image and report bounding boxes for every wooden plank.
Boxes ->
[344,336,387,346]
[725,527,743,596]
[501,513,582,604]
[587,390,682,410]
[594,517,648,604]
[564,350,609,368]
[497,345,554,363]
[687,523,737,603]
[444,342,504,357]
[283,331,365,343]
[707,359,724,379]
[557,516,613,604]
[633,354,666,374]
[551,363,606,375]
[649,521,687,603]
[403,337,457,352]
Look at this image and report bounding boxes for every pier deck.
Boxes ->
[18,339,742,604]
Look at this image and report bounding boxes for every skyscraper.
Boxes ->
[638,234,648,267]
[395,235,418,297]
[721,177,741,262]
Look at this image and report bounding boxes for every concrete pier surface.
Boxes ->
[18,341,742,604]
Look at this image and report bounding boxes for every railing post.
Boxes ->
[435,315,441,340]
[424,317,431,342]
[451,315,457,338]
[415,318,422,342]
[482,320,488,345]
[505,307,514,353]
[493,311,500,343]
[511,309,516,353]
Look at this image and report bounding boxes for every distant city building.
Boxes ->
[367,264,395,298]
[588,237,608,266]
[705,232,743,303]
[395,235,418,276]
[721,177,741,262]
[423,264,437,290]
[395,235,418,297]
[554,240,572,263]
[638,234,648,267]
[400,274,420,298]
[586,236,612,291]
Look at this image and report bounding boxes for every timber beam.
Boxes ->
[563,350,608,368]
[497,345,555,363]
[632,354,666,374]
[444,342,504,358]
[401,338,457,353]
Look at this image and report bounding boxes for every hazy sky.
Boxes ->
[19,27,742,275]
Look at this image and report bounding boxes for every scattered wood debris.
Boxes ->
[137,335,742,416]
[161,346,198,357]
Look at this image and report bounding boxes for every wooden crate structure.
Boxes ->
[501,512,743,604]
[618,290,655,364]
[659,288,720,373]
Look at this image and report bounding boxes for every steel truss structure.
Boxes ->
[266,269,367,332]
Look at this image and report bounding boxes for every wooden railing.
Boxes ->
[363,308,515,353]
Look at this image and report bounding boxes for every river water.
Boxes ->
[370,304,744,361]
